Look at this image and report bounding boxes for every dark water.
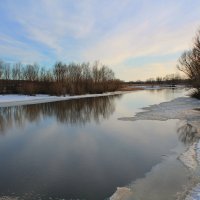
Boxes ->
[0,89,191,200]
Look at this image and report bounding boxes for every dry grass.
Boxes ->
[119,85,144,91]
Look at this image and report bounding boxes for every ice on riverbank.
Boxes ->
[111,96,200,200]
[0,197,18,200]
[0,91,126,107]
[119,97,200,133]
[180,141,200,200]
[110,187,132,200]
[179,143,198,170]
[185,183,200,200]
[110,145,190,200]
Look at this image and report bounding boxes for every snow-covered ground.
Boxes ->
[0,91,126,107]
[0,86,186,107]
[119,96,200,132]
[185,183,200,200]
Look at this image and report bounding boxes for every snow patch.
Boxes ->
[196,141,200,165]
[119,97,200,132]
[110,187,132,200]
[0,197,19,200]
[185,141,200,200]
[185,183,200,200]
[179,143,198,170]
[0,91,126,107]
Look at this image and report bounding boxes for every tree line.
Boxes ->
[145,74,188,85]
[128,73,188,86]
[0,60,122,95]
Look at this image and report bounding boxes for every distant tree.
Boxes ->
[0,60,4,79]
[178,28,200,98]
[12,62,22,80]
[23,63,39,81]
[53,61,66,83]
[156,77,162,84]
[4,63,11,80]
[146,78,155,86]
[39,66,46,82]
[0,59,121,95]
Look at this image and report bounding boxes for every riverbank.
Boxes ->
[0,85,187,107]
[0,91,127,107]
[120,84,186,92]
[111,96,200,200]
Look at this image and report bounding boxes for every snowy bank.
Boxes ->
[0,91,126,107]
[118,96,200,132]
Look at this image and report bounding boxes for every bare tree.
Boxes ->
[0,59,121,95]
[4,63,11,80]
[53,62,66,82]
[12,62,22,80]
[16,62,22,80]
[178,28,200,97]
[0,60,4,79]
[23,63,39,81]
[40,66,46,82]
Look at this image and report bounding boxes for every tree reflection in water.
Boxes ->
[0,95,122,134]
[177,121,199,145]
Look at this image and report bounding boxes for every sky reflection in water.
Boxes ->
[0,89,194,200]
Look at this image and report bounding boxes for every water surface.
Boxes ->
[0,89,191,200]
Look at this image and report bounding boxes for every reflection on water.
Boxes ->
[143,88,184,101]
[0,89,190,200]
[122,121,200,200]
[177,121,199,145]
[111,148,190,200]
[0,95,121,134]
[110,90,200,200]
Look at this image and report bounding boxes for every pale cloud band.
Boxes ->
[0,0,200,80]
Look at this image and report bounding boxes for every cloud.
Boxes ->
[82,10,199,66]
[117,60,180,81]
[80,1,200,80]
[1,0,200,80]
[0,34,47,63]
[9,0,95,57]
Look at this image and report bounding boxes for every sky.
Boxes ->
[0,0,200,81]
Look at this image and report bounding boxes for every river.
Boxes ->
[0,88,194,200]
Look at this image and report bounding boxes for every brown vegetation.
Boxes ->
[119,85,144,91]
[0,60,122,96]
